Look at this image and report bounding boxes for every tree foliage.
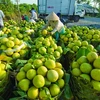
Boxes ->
[0,0,37,20]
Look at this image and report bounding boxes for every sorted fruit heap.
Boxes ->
[15,28,66,99]
[69,26,100,43]
[31,35,63,60]
[16,59,65,99]
[0,35,29,61]
[71,51,100,91]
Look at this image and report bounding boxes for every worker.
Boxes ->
[42,12,65,41]
[0,10,5,28]
[24,15,29,22]
[30,8,38,21]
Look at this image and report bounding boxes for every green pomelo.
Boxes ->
[77,56,88,65]
[26,69,36,80]
[33,59,43,68]
[47,70,59,82]
[71,61,79,69]
[39,47,46,54]
[54,68,64,79]
[91,80,100,91]
[33,75,45,88]
[27,86,38,99]
[18,79,30,91]
[80,63,92,74]
[91,69,100,81]
[71,68,81,76]
[39,87,50,100]
[23,63,32,72]
[45,59,56,69]
[37,66,48,76]
[16,71,26,81]
[0,70,6,80]
[49,84,60,96]
[87,52,98,62]
[93,58,100,68]
[57,79,65,88]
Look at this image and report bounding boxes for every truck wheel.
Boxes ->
[73,16,80,22]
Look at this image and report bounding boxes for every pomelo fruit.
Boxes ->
[57,79,65,88]
[93,58,100,68]
[27,86,38,99]
[56,46,63,53]
[80,63,92,74]
[91,69,100,81]
[47,70,58,82]
[55,62,62,69]
[77,56,88,64]
[71,68,81,76]
[39,47,46,55]
[53,51,61,59]
[71,61,79,69]
[54,68,64,79]
[33,59,43,68]
[23,63,32,72]
[91,80,100,91]
[39,87,50,99]
[33,75,45,88]
[16,71,26,81]
[87,52,98,62]
[26,69,36,80]
[12,52,20,59]
[6,40,14,48]
[49,84,60,96]
[0,70,6,80]
[0,63,5,70]
[45,78,51,86]
[37,66,48,76]
[45,59,56,69]
[18,79,30,91]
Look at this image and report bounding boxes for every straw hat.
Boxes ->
[46,12,59,21]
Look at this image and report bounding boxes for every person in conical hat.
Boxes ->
[42,12,65,41]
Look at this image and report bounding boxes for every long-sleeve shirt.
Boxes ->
[31,10,37,20]
[43,20,64,34]
[0,10,5,27]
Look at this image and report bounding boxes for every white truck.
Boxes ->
[38,0,85,22]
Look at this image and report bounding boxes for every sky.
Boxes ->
[11,0,37,5]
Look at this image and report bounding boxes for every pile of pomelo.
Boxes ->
[15,28,65,99]
[16,58,65,99]
[71,51,100,91]
[0,19,100,99]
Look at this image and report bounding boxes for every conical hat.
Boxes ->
[46,12,59,21]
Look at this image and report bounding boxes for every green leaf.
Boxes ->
[9,97,20,100]
[76,47,86,60]
[76,47,91,60]
[63,47,70,54]
[6,63,12,70]
[16,90,26,97]
[15,59,27,67]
